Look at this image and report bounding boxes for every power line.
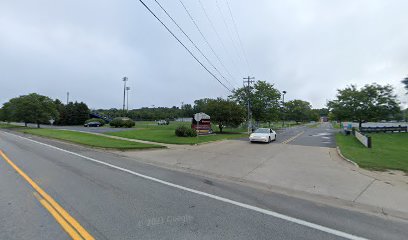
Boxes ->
[178,0,237,89]
[197,0,240,79]
[215,0,245,73]
[136,0,232,92]
[225,0,251,73]
[154,0,234,90]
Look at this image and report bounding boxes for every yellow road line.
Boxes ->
[33,192,83,240]
[0,150,94,240]
[282,131,304,144]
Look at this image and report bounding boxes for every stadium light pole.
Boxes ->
[122,77,128,116]
[126,86,130,112]
[282,91,287,127]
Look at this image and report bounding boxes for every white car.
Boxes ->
[249,128,277,143]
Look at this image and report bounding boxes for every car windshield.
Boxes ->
[254,128,270,133]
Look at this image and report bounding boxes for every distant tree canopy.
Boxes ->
[284,100,314,123]
[229,80,281,123]
[200,98,245,133]
[402,76,408,94]
[1,93,58,128]
[327,83,401,127]
[54,100,90,125]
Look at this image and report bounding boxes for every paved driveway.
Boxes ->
[118,123,408,216]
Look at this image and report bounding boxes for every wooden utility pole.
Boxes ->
[243,76,255,133]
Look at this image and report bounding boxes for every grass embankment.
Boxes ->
[108,121,247,144]
[336,133,408,172]
[21,129,163,150]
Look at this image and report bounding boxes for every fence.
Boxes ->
[360,126,407,133]
[354,130,372,148]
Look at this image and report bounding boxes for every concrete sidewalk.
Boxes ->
[115,139,408,219]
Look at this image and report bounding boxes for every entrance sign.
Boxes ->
[192,113,212,135]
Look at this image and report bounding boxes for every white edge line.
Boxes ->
[1,131,369,240]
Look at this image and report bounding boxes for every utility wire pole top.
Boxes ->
[243,76,255,134]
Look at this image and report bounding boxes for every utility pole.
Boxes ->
[243,76,255,133]
[122,77,128,116]
[66,92,69,105]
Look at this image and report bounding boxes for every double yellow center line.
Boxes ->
[281,131,304,144]
[0,150,94,240]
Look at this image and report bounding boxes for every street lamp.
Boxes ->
[126,86,130,112]
[282,91,287,127]
[122,77,128,116]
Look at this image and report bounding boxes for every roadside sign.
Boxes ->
[194,112,210,122]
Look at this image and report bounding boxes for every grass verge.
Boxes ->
[0,123,25,129]
[107,129,248,145]
[336,133,408,172]
[21,129,164,150]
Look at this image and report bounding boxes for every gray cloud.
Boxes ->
[1,0,407,109]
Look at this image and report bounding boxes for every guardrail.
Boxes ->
[360,126,407,133]
[354,130,372,148]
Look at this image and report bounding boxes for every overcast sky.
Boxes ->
[1,0,408,110]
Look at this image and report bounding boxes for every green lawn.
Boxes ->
[107,128,248,145]
[0,123,24,129]
[336,133,408,172]
[21,129,164,150]
[332,122,341,129]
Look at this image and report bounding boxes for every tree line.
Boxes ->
[0,93,90,128]
[97,81,325,128]
[328,83,404,127]
[3,81,403,129]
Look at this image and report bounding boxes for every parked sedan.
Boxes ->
[84,122,101,127]
[249,128,277,143]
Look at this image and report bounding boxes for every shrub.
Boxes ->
[109,117,135,128]
[175,125,197,137]
[85,118,105,126]
[186,128,197,137]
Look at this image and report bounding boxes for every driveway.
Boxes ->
[118,123,408,218]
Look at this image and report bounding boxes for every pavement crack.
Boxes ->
[353,179,376,202]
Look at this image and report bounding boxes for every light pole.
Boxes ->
[126,87,130,112]
[122,77,128,116]
[282,91,287,127]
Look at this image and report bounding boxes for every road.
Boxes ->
[1,129,407,240]
[240,122,337,147]
[9,122,131,133]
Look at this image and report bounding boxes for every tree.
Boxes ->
[54,101,90,125]
[327,84,401,128]
[285,100,313,122]
[229,80,281,123]
[202,98,245,133]
[181,104,194,117]
[2,93,58,128]
[402,76,408,94]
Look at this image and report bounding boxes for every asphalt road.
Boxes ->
[1,130,407,240]
[10,122,130,133]
[240,122,337,147]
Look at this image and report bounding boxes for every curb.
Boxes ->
[336,146,359,168]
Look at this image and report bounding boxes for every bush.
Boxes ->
[109,117,135,128]
[85,118,105,126]
[175,125,197,137]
